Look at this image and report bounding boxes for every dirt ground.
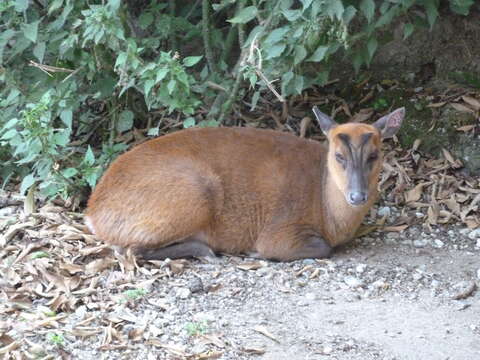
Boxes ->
[1,195,479,360]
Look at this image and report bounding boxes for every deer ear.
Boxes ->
[312,106,337,135]
[373,107,405,139]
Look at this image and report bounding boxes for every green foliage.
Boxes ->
[0,0,473,200]
[46,332,65,346]
[185,321,208,336]
[122,288,147,302]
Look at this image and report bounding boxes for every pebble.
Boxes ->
[321,345,333,355]
[433,239,444,248]
[477,268,480,280]
[460,228,471,235]
[476,239,480,248]
[175,287,191,300]
[344,276,364,288]
[467,229,480,239]
[355,264,367,274]
[305,292,317,301]
[415,212,424,218]
[193,311,216,323]
[378,206,391,217]
[413,239,428,248]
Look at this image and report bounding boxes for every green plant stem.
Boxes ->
[222,26,237,64]
[169,0,178,51]
[202,0,218,74]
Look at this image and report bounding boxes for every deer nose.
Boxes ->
[348,191,367,206]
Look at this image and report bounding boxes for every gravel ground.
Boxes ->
[1,198,480,360]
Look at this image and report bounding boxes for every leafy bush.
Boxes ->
[0,0,474,200]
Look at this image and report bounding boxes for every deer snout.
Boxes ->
[347,191,368,206]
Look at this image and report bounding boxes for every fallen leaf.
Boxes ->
[461,95,480,110]
[253,325,280,343]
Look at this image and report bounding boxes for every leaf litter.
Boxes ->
[1,86,480,359]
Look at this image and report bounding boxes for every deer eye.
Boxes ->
[335,153,346,163]
[368,152,379,162]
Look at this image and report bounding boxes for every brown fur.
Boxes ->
[86,119,396,261]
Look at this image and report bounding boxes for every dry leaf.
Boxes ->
[383,225,409,232]
[456,125,475,132]
[199,334,226,348]
[253,325,280,343]
[405,182,431,203]
[427,101,446,108]
[461,95,480,110]
[237,261,266,271]
[242,346,266,355]
[450,103,475,113]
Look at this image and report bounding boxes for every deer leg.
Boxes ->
[136,239,216,260]
[254,226,332,261]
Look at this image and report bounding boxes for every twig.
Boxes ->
[202,0,218,74]
[29,60,75,75]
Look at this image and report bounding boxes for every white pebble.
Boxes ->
[355,264,367,274]
[344,276,364,288]
[175,287,191,299]
[378,206,391,217]
[468,229,480,239]
[433,239,444,248]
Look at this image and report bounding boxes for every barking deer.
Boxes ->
[86,107,404,261]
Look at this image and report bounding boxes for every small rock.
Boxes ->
[305,292,317,301]
[412,272,423,281]
[372,280,388,289]
[413,239,428,248]
[415,212,424,218]
[321,345,333,355]
[344,276,364,288]
[175,287,191,300]
[355,264,367,274]
[477,268,480,280]
[387,232,400,239]
[433,239,444,248]
[476,239,480,248]
[193,311,216,323]
[378,206,391,217]
[468,228,480,239]
[431,280,441,289]
[302,259,316,265]
[460,228,471,235]
[188,277,204,294]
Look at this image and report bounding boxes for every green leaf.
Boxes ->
[424,0,439,29]
[228,6,258,24]
[147,127,159,136]
[139,12,154,29]
[403,23,414,39]
[450,0,474,15]
[360,0,375,23]
[48,0,64,15]
[23,20,40,43]
[343,5,357,25]
[84,146,95,166]
[264,43,286,60]
[53,130,70,146]
[183,117,196,128]
[33,42,46,62]
[264,27,289,45]
[183,56,203,67]
[300,0,314,10]
[282,9,302,21]
[294,45,307,66]
[250,91,260,111]
[156,68,169,82]
[20,174,35,195]
[117,110,134,133]
[307,46,328,62]
[62,168,78,178]
[60,109,72,129]
[167,79,176,94]
[293,75,304,94]
[367,37,378,59]
[2,118,19,130]
[144,79,155,97]
[108,0,121,12]
[1,129,18,140]
[325,0,344,20]
[15,0,28,12]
